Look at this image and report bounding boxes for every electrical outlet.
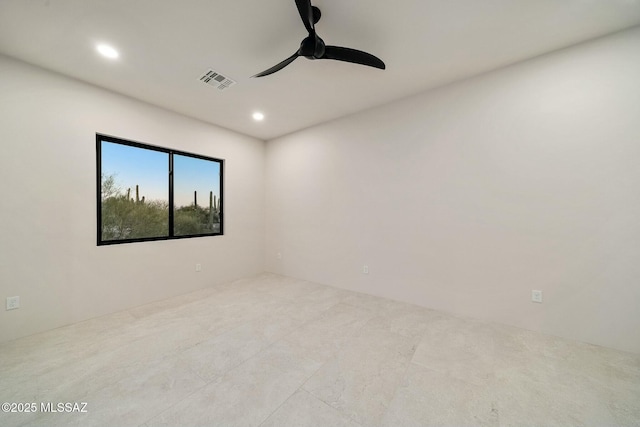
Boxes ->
[532,290,543,303]
[6,296,20,310]
[363,265,369,274]
[195,263,202,272]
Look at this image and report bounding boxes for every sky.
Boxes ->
[101,140,221,208]
[174,153,221,208]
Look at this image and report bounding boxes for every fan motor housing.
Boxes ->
[300,36,325,59]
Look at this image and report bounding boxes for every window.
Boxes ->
[96,134,223,245]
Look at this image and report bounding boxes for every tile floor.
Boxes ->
[1,273,639,427]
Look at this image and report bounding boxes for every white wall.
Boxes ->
[0,55,265,343]
[265,27,640,353]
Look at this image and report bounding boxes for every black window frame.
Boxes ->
[96,133,224,246]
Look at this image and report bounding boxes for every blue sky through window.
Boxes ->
[101,141,221,208]
[101,141,168,203]
[174,154,221,208]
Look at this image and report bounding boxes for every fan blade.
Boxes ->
[295,0,315,34]
[252,53,300,78]
[322,46,385,70]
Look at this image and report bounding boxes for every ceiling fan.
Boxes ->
[252,0,386,77]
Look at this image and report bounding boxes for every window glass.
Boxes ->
[97,135,223,245]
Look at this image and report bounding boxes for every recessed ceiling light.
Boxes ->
[252,112,265,121]
[96,44,119,59]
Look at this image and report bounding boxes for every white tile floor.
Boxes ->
[1,273,639,427]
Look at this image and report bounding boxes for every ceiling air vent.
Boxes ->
[198,69,237,91]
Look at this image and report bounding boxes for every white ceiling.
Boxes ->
[1,1,639,140]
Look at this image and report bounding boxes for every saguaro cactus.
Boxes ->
[209,191,214,228]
